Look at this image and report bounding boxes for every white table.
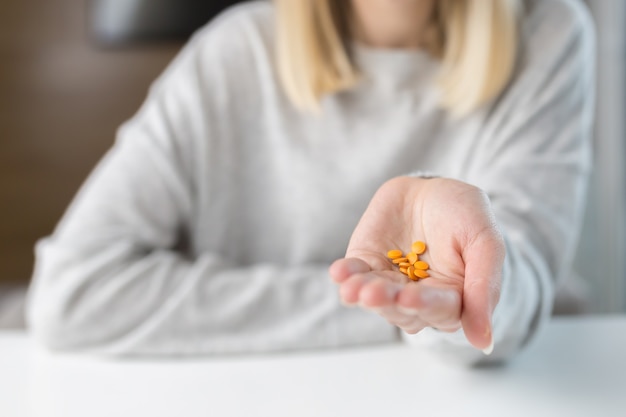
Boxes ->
[2,316,625,417]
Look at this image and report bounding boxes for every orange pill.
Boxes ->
[414,269,430,279]
[387,241,429,280]
[411,241,426,255]
[413,261,429,270]
[392,257,408,264]
[387,249,404,259]
[406,252,418,264]
[407,266,418,281]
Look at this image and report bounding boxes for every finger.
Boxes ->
[461,233,504,353]
[338,273,375,306]
[370,305,428,334]
[358,277,403,309]
[397,283,461,330]
[329,258,372,283]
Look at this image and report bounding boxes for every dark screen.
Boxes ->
[89,0,251,45]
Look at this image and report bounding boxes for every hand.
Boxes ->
[329,176,504,353]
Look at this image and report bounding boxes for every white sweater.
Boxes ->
[27,0,595,363]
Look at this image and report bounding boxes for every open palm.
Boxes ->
[329,176,504,352]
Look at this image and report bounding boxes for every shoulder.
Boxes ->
[191,0,275,55]
[152,1,276,94]
[520,0,595,58]
[168,0,277,87]
[478,0,596,139]
[524,0,593,30]
[502,0,596,95]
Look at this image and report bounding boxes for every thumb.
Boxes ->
[460,232,504,354]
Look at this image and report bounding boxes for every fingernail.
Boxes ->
[357,301,379,312]
[397,306,419,316]
[482,326,494,355]
[482,338,494,355]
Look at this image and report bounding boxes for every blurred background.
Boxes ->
[0,0,624,328]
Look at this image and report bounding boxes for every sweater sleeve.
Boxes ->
[26,6,395,355]
[403,0,595,364]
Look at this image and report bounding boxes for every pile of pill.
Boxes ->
[386,241,430,281]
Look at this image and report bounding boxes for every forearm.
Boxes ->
[27,238,395,356]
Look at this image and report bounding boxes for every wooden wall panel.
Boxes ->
[0,0,182,283]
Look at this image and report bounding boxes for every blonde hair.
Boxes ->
[275,0,520,116]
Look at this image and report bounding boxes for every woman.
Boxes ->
[27,0,594,364]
